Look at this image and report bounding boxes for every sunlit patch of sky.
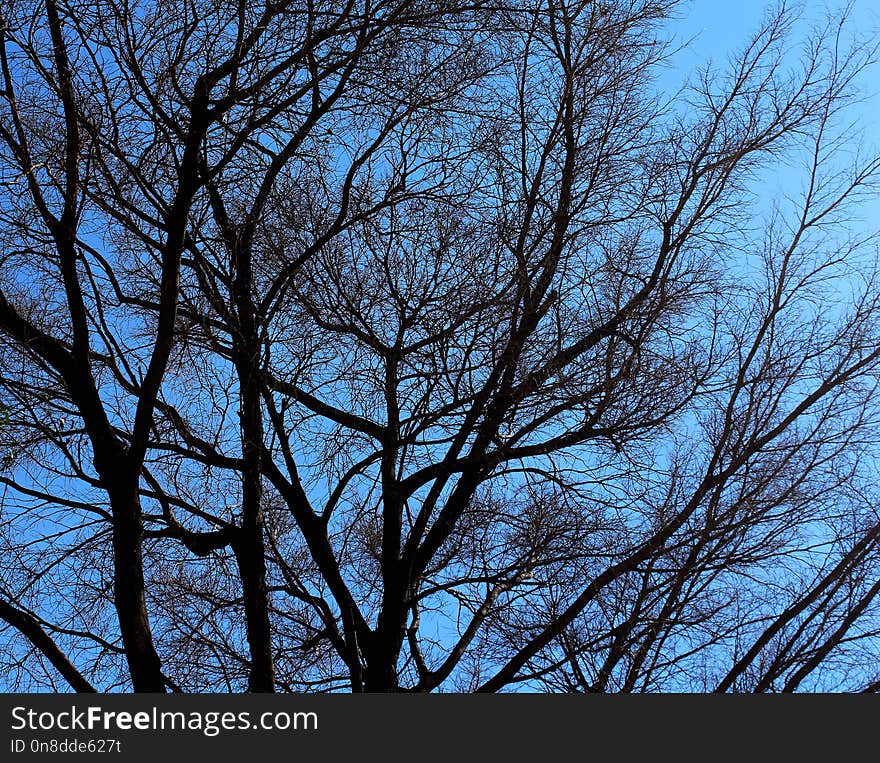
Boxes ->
[666,0,880,223]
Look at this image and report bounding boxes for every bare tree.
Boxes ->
[1,0,879,693]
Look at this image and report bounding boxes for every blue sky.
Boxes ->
[673,0,880,188]
[664,0,880,257]
[678,0,879,61]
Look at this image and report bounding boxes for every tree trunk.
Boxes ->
[233,323,275,692]
[364,597,408,692]
[108,482,166,692]
[233,520,275,692]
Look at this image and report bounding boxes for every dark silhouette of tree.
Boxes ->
[1,0,879,693]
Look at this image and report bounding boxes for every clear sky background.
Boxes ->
[676,0,879,72]
[669,0,880,224]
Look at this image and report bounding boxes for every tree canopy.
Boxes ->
[1,0,879,692]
